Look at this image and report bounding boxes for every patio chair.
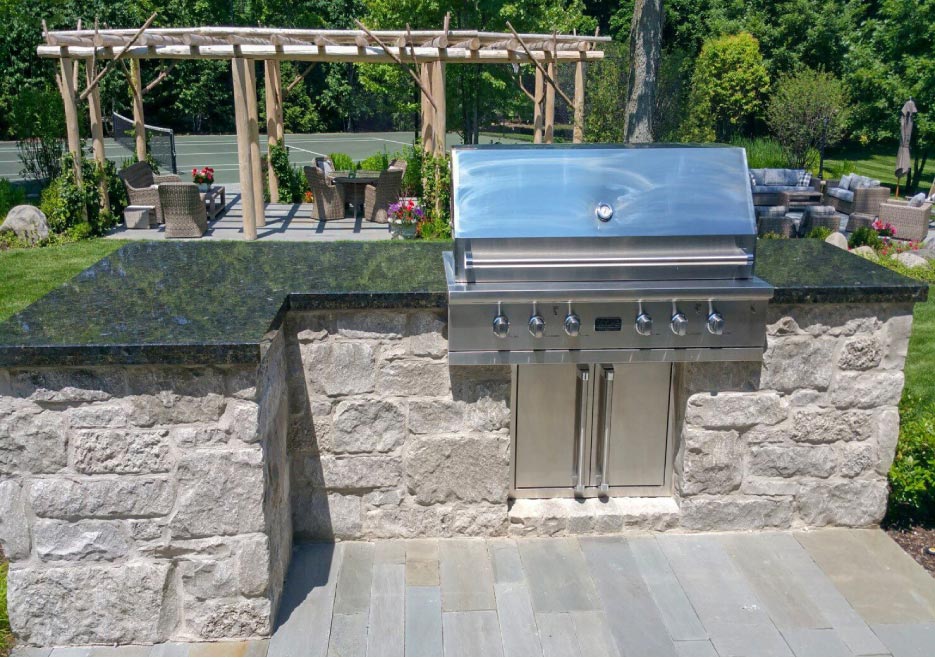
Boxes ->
[314,156,337,179]
[304,165,346,221]
[118,161,181,224]
[798,205,840,237]
[157,183,208,238]
[822,175,890,216]
[363,168,404,224]
[879,198,932,242]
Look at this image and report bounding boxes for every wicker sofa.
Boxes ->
[118,162,181,224]
[822,174,890,216]
[749,168,820,206]
[878,198,932,242]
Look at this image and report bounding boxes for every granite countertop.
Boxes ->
[0,239,926,367]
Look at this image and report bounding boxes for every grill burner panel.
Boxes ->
[445,144,774,365]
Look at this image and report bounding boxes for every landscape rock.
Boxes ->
[853,245,876,257]
[7,563,172,646]
[896,251,928,268]
[824,232,848,250]
[0,205,48,244]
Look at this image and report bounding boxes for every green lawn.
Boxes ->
[822,145,934,192]
[0,240,128,323]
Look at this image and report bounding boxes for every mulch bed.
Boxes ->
[886,525,935,576]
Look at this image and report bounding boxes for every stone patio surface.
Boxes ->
[13,528,935,657]
[106,189,391,242]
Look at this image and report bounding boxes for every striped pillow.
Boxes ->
[797,171,812,187]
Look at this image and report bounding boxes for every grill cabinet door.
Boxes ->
[514,365,590,490]
[595,363,672,489]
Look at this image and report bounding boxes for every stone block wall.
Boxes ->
[0,331,290,647]
[285,310,512,539]
[675,303,912,531]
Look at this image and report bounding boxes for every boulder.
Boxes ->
[895,251,928,269]
[852,245,876,257]
[0,205,49,245]
[824,232,848,250]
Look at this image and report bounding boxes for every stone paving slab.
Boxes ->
[15,530,935,657]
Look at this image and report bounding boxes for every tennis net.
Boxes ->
[112,112,178,174]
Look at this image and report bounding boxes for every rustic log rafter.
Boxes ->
[354,19,437,110]
[78,12,156,102]
[505,21,574,108]
[285,63,315,95]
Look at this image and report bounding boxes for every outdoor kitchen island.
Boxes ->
[0,239,927,647]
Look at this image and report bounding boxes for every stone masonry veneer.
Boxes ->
[0,331,290,647]
[0,302,914,645]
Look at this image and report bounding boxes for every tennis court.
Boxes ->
[0,131,523,184]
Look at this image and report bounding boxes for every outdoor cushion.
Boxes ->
[761,168,800,186]
[798,171,812,187]
[804,204,837,217]
[828,187,855,202]
[752,185,813,194]
[909,192,928,208]
[755,205,788,218]
[839,173,852,190]
[749,171,757,188]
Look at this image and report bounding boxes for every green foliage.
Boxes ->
[420,152,452,239]
[584,43,627,142]
[682,32,770,142]
[268,143,306,204]
[888,393,935,525]
[400,143,423,198]
[759,232,787,240]
[847,226,883,250]
[329,152,355,171]
[805,226,833,240]
[731,136,786,168]
[0,179,25,220]
[39,156,122,238]
[767,69,847,169]
[358,150,390,171]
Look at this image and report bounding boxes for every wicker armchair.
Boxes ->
[157,183,208,238]
[304,166,346,220]
[363,168,404,223]
[879,199,932,242]
[118,162,181,224]
[822,179,890,216]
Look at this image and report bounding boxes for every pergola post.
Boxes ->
[533,68,544,144]
[244,60,266,228]
[232,57,257,240]
[264,60,283,202]
[129,59,146,162]
[420,63,434,154]
[544,61,556,144]
[431,61,446,156]
[86,64,109,208]
[573,60,585,144]
[58,58,82,182]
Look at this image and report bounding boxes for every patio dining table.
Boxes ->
[332,170,381,217]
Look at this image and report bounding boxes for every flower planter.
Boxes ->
[391,222,418,239]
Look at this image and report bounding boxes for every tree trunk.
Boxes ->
[624,0,664,143]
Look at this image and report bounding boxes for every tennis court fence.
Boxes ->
[112,112,178,174]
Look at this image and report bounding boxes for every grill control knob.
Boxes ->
[528,314,546,338]
[706,312,725,335]
[670,312,689,336]
[492,314,510,339]
[595,203,614,222]
[564,313,581,337]
[635,313,653,336]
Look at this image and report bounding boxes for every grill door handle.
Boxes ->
[596,366,614,494]
[572,368,590,497]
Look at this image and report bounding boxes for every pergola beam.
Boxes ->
[38,44,603,64]
[231,58,257,241]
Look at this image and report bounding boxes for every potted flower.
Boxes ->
[192,167,215,193]
[388,199,424,239]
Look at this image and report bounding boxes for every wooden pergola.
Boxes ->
[38,21,608,239]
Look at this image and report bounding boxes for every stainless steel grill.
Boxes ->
[444,144,774,366]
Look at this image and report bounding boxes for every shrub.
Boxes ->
[40,156,122,238]
[358,150,390,171]
[0,179,26,221]
[806,226,833,240]
[731,136,786,168]
[887,393,935,526]
[401,142,423,198]
[17,137,66,182]
[682,32,769,142]
[268,143,306,204]
[767,69,846,170]
[848,226,883,250]
[12,88,69,182]
[329,152,355,171]
[421,152,451,239]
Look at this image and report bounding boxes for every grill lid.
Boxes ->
[452,144,755,239]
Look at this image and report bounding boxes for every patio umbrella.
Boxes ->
[895,98,918,195]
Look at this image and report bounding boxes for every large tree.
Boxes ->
[623,0,663,142]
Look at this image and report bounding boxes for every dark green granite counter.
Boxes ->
[0,239,926,367]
